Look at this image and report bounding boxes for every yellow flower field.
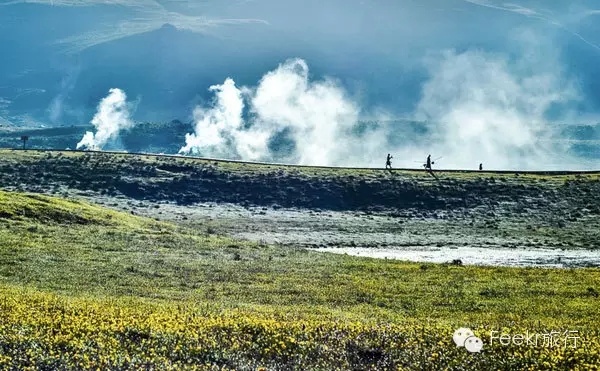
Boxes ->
[0,286,598,370]
[0,190,598,369]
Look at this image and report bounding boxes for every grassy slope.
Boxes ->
[0,190,599,369]
[2,190,597,323]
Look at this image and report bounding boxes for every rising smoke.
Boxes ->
[404,48,581,170]
[48,65,81,124]
[181,50,585,170]
[180,59,359,165]
[77,88,136,150]
[179,78,271,161]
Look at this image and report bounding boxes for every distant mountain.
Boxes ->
[73,23,301,123]
[0,1,599,167]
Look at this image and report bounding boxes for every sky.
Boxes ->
[0,0,599,168]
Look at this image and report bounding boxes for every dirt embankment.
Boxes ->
[0,150,598,216]
[1,150,598,254]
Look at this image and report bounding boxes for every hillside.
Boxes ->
[0,149,597,209]
[3,1,600,368]
[0,149,598,254]
[0,189,599,369]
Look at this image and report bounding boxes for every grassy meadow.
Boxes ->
[0,189,599,369]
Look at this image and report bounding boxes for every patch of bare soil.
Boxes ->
[66,195,599,267]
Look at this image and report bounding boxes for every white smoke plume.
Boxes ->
[181,53,589,170]
[250,59,359,165]
[48,65,81,124]
[180,59,359,165]
[406,49,581,170]
[179,78,271,160]
[77,88,136,150]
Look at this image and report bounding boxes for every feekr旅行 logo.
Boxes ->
[453,327,483,353]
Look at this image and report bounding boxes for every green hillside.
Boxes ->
[0,189,598,369]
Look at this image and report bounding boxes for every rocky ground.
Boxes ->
[0,149,598,267]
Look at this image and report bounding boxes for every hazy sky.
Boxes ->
[2,0,600,118]
[1,0,599,168]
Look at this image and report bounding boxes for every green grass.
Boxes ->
[0,189,598,326]
[0,190,599,369]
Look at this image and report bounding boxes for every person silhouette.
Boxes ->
[385,154,393,169]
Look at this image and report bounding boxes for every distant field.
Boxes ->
[0,121,189,154]
[0,190,599,369]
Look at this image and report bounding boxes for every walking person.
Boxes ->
[385,153,393,170]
